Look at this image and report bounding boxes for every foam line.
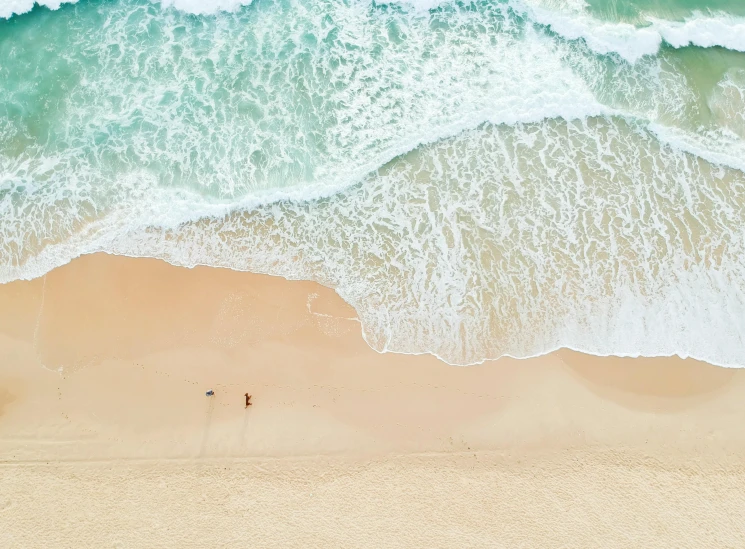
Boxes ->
[515,2,745,62]
[0,0,75,18]
[0,0,253,18]
[5,0,745,63]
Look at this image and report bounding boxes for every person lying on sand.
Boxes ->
[245,393,252,408]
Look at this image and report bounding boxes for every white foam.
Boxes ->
[375,0,448,12]
[371,0,745,63]
[513,1,745,62]
[649,123,745,175]
[516,0,661,62]
[156,0,252,15]
[0,0,253,18]
[0,0,76,19]
[709,69,745,140]
[5,0,745,63]
[654,14,745,51]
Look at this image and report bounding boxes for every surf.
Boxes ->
[2,0,745,366]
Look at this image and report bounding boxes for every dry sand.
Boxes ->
[1,253,744,547]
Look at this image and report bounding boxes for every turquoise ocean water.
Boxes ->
[2,0,745,365]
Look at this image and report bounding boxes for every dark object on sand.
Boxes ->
[245,393,252,407]
[206,390,214,396]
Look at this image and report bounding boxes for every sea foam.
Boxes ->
[0,0,253,18]
[4,0,745,63]
[156,0,253,14]
[516,2,745,62]
[0,0,75,18]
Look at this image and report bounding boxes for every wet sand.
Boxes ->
[1,253,744,547]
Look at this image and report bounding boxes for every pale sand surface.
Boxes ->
[1,253,745,547]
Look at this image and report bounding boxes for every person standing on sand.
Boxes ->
[245,393,252,408]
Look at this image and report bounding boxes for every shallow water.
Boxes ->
[2,0,745,365]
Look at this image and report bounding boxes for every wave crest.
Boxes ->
[0,0,254,19]
[518,2,745,62]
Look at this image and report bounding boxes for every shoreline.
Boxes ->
[1,252,745,546]
[6,250,742,370]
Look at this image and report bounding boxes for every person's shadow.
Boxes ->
[199,394,215,457]
[237,395,252,454]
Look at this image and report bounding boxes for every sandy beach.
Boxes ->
[1,252,744,547]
